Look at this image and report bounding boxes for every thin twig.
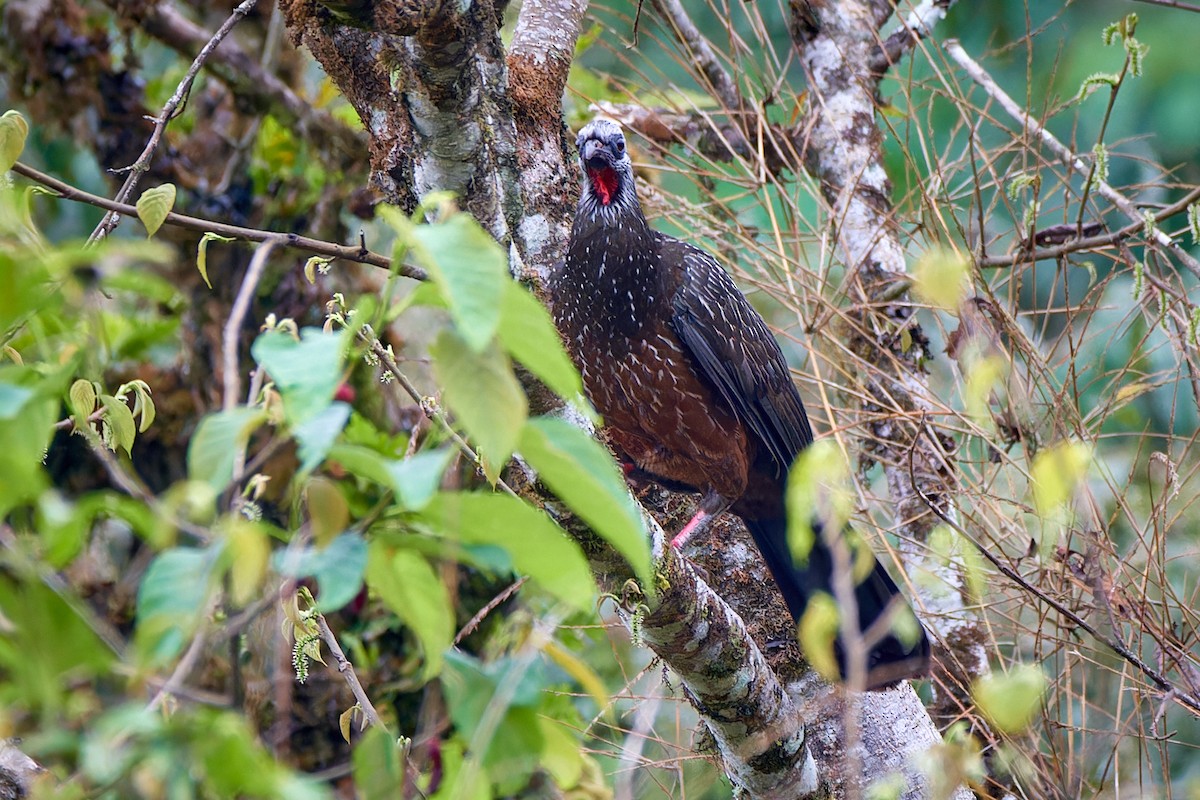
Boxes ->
[977,185,1200,268]
[454,576,528,645]
[103,0,363,161]
[869,0,954,74]
[0,524,128,657]
[11,162,418,279]
[649,0,743,112]
[223,239,279,412]
[148,619,212,712]
[368,339,519,498]
[907,419,1200,717]
[314,612,389,732]
[75,425,212,542]
[945,39,1200,279]
[1133,0,1200,11]
[89,0,259,243]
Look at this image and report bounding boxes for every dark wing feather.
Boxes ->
[663,238,813,471]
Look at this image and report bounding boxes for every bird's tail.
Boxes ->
[744,515,931,690]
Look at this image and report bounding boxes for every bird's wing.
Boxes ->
[665,239,813,470]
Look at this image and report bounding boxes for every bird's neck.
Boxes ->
[561,193,668,338]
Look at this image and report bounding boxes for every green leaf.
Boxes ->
[517,417,650,587]
[797,592,840,683]
[135,183,177,238]
[100,394,137,455]
[306,476,349,548]
[353,727,405,799]
[326,443,396,489]
[786,438,853,564]
[68,379,97,419]
[421,492,595,611]
[429,329,527,482]
[0,382,34,418]
[913,246,970,311]
[187,407,267,492]
[496,282,584,403]
[327,444,453,512]
[386,447,453,511]
[252,328,346,426]
[1030,441,1091,515]
[0,577,112,715]
[0,110,28,173]
[0,380,54,516]
[137,546,219,662]
[225,519,270,606]
[537,716,583,790]
[366,542,454,681]
[390,210,507,352]
[973,664,1045,733]
[197,232,234,289]
[441,650,547,795]
[294,401,351,474]
[274,532,368,612]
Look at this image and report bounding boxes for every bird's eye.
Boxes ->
[615,139,626,154]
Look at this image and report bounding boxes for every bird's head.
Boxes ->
[576,119,634,209]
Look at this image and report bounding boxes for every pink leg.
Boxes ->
[670,509,711,549]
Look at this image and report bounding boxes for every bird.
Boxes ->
[551,118,931,690]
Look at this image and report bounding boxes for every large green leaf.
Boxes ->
[421,492,595,611]
[386,447,454,510]
[251,328,347,426]
[352,726,405,800]
[0,373,56,517]
[273,532,368,612]
[441,650,548,796]
[0,577,112,715]
[187,407,267,493]
[0,382,33,418]
[496,282,584,403]
[327,444,453,511]
[429,329,527,482]
[135,183,176,238]
[136,546,220,663]
[400,212,508,352]
[366,541,454,681]
[294,401,351,474]
[517,417,650,587]
[0,110,29,173]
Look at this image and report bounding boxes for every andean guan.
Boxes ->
[552,119,932,690]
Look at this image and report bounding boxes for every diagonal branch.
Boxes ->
[649,0,744,112]
[89,0,258,243]
[11,162,416,278]
[113,0,364,167]
[945,38,1200,279]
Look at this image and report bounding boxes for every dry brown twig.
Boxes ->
[12,161,412,277]
[88,0,259,244]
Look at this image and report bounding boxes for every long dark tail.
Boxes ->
[744,515,931,690]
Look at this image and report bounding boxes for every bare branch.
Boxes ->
[945,38,1200,279]
[11,162,417,279]
[89,0,259,244]
[649,0,743,112]
[315,612,389,732]
[223,239,279,412]
[869,0,955,74]
[117,0,364,165]
[909,424,1200,718]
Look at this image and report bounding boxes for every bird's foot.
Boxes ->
[669,509,711,549]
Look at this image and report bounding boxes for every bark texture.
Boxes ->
[277,0,964,795]
[791,0,988,730]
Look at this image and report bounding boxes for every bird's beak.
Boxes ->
[580,138,611,170]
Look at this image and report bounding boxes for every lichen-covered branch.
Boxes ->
[507,0,589,278]
[791,0,985,739]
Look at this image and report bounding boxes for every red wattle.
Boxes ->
[589,166,617,205]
